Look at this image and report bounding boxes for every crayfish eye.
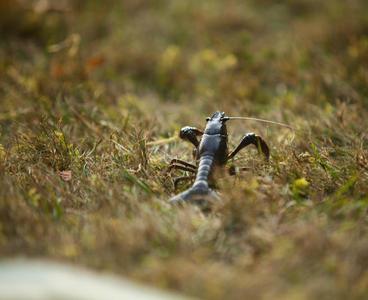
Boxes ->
[206,117,210,121]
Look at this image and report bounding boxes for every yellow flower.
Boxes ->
[292,177,309,199]
[293,178,309,190]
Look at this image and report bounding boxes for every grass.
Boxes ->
[0,0,368,299]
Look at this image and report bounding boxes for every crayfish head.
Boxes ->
[205,111,229,135]
[206,111,229,123]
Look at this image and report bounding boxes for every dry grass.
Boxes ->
[0,0,368,299]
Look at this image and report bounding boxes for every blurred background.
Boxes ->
[2,0,368,117]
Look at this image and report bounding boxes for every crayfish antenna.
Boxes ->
[227,116,293,130]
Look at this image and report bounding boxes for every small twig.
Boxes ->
[147,136,179,146]
[111,140,130,153]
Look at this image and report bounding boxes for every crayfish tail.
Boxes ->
[169,186,220,209]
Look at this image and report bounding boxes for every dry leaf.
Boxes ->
[85,55,105,73]
[59,170,72,181]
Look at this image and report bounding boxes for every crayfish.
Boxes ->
[168,111,276,207]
